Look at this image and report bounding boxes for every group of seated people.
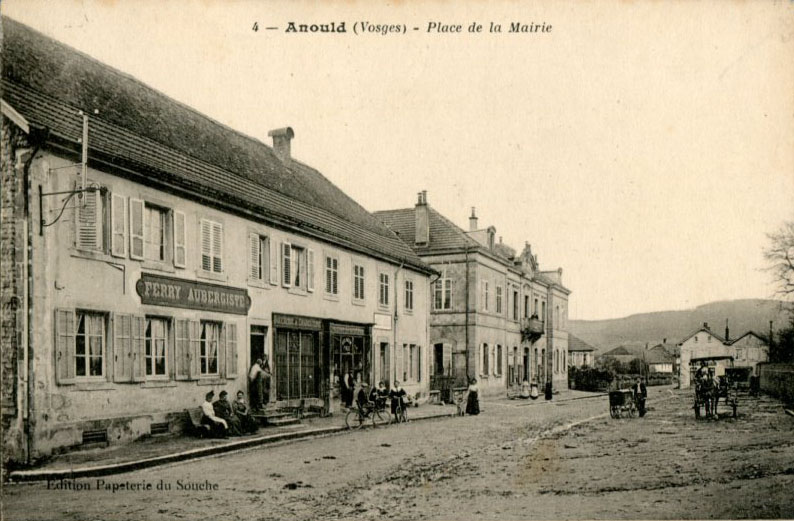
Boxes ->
[200,390,259,438]
[356,380,410,422]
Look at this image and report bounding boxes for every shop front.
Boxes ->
[327,321,372,403]
[272,314,323,405]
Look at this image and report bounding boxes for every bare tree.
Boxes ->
[765,221,794,300]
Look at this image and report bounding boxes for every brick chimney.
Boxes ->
[469,207,478,231]
[268,127,294,162]
[725,318,730,342]
[415,190,429,245]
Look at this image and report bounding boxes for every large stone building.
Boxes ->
[0,18,434,465]
[376,194,571,397]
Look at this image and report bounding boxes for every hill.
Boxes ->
[569,299,791,354]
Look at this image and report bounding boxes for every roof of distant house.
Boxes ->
[728,331,769,345]
[568,334,596,352]
[1,16,432,274]
[678,325,727,346]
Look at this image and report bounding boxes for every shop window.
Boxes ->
[145,317,168,377]
[200,321,221,375]
[379,273,390,307]
[353,264,365,300]
[75,311,105,378]
[200,219,223,273]
[325,255,339,295]
[496,285,503,314]
[405,280,414,311]
[433,278,452,310]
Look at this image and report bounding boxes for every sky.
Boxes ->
[3,0,793,320]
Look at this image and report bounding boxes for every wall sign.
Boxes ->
[273,313,322,331]
[136,273,251,315]
[373,313,392,331]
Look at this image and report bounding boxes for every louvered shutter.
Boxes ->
[225,323,238,379]
[325,257,332,293]
[113,313,132,382]
[307,249,315,292]
[269,238,278,285]
[129,198,144,260]
[55,309,76,384]
[76,188,101,251]
[249,233,260,280]
[131,316,145,382]
[217,323,226,378]
[173,211,186,268]
[188,320,201,378]
[200,220,212,271]
[332,259,338,294]
[212,222,223,273]
[174,319,190,380]
[110,194,127,257]
[282,242,292,287]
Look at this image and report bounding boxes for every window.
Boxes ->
[75,311,105,378]
[292,246,304,287]
[496,345,503,376]
[145,317,168,377]
[694,335,698,343]
[325,255,339,295]
[199,321,220,375]
[405,280,414,311]
[379,273,390,306]
[542,301,546,321]
[75,185,107,252]
[433,278,452,310]
[353,264,365,300]
[408,344,420,382]
[482,343,489,375]
[524,295,529,318]
[513,290,519,320]
[173,211,186,268]
[200,219,223,273]
[483,281,490,311]
[248,233,270,282]
[556,306,560,326]
[282,243,312,290]
[534,298,539,316]
[496,285,503,314]
[143,204,167,261]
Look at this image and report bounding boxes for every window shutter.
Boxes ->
[55,309,76,384]
[226,323,238,379]
[249,233,260,280]
[174,319,190,380]
[212,222,223,273]
[131,316,145,382]
[129,198,144,260]
[188,320,201,379]
[173,211,186,268]
[332,260,338,294]
[307,249,315,292]
[217,323,227,378]
[110,194,127,258]
[200,220,212,271]
[113,313,132,382]
[269,238,278,285]
[76,188,101,251]
[282,242,292,287]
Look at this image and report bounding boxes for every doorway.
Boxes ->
[378,342,389,385]
[250,326,268,369]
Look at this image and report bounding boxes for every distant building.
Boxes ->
[568,335,596,368]
[599,345,644,366]
[645,342,678,374]
[728,331,769,373]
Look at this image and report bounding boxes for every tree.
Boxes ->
[764,221,794,300]
[627,357,649,376]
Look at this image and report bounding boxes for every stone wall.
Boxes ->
[759,363,794,405]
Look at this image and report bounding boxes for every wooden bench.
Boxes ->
[185,408,211,438]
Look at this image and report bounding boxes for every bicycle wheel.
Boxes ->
[345,409,365,429]
[372,408,391,427]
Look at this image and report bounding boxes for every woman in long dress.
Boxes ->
[248,359,264,411]
[262,360,272,408]
[465,378,480,415]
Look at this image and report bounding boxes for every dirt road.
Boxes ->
[3,387,793,520]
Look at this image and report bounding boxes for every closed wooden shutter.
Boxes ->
[110,193,126,257]
[282,242,292,287]
[113,313,132,382]
[269,238,278,285]
[211,222,223,273]
[174,319,191,380]
[225,323,238,379]
[55,309,76,384]
[200,220,212,271]
[217,323,226,378]
[131,316,145,382]
[75,188,101,251]
[249,233,260,280]
[173,211,186,268]
[307,249,315,292]
[129,198,144,260]
[188,320,201,378]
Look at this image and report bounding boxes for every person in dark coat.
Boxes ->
[233,390,259,434]
[248,359,264,411]
[342,369,355,408]
[632,377,648,417]
[213,390,242,436]
[262,360,272,408]
[465,378,480,415]
[389,380,408,421]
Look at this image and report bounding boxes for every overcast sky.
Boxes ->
[4,1,793,320]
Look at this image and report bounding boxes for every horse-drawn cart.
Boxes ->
[691,355,738,419]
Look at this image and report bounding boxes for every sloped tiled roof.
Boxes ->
[568,334,596,352]
[601,346,636,357]
[728,331,769,345]
[678,327,726,346]
[374,207,480,254]
[1,17,432,274]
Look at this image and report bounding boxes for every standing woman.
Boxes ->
[248,359,264,412]
[262,359,272,409]
[465,378,480,416]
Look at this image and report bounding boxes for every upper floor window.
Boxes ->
[120,197,184,268]
[496,285,503,314]
[405,280,414,311]
[248,233,270,282]
[482,343,489,374]
[524,295,530,318]
[353,264,365,300]
[542,301,546,321]
[75,184,108,253]
[379,273,390,306]
[200,219,223,273]
[325,255,339,295]
[482,281,490,311]
[282,243,314,291]
[433,278,452,310]
[534,298,539,316]
[512,290,519,320]
[144,204,167,262]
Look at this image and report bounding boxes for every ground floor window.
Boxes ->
[76,311,105,377]
[200,321,220,375]
[482,344,489,375]
[145,317,168,377]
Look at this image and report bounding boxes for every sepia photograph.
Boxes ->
[1,1,793,519]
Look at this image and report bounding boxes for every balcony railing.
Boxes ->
[521,316,545,342]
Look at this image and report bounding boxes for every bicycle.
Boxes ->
[345,401,391,429]
[393,397,411,424]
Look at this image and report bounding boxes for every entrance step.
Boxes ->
[266,416,301,427]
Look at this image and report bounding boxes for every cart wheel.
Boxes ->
[694,402,701,419]
[610,406,618,419]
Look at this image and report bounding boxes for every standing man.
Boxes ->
[632,377,647,417]
[248,359,264,412]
